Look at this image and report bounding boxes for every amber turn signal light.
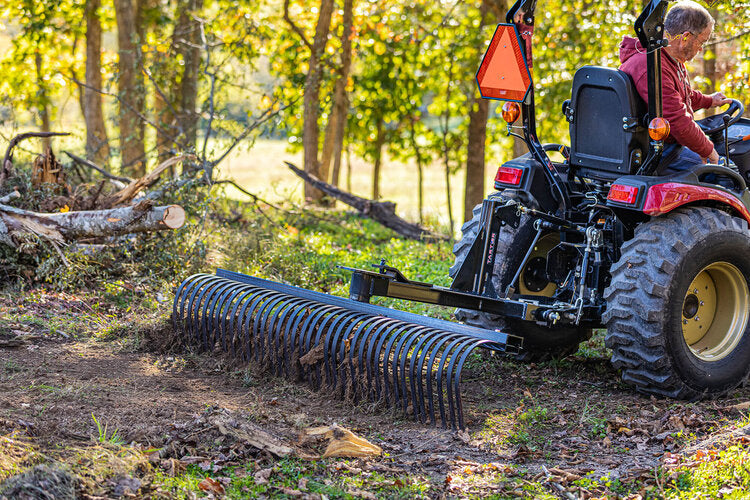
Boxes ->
[648,117,670,141]
[501,102,521,124]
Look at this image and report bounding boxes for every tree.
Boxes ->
[114,0,146,177]
[83,0,111,167]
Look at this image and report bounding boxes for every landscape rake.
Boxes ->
[172,269,522,429]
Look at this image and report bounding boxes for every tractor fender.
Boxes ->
[641,182,750,223]
[607,175,750,224]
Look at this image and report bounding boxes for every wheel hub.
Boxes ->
[522,256,549,292]
[682,262,749,361]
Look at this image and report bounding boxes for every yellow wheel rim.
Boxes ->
[681,262,749,361]
[519,234,559,297]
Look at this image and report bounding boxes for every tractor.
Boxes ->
[173,0,750,429]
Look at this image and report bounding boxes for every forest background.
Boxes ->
[2,0,748,235]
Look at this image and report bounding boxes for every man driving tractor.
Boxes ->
[619,0,731,172]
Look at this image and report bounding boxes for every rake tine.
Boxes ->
[358,319,399,402]
[192,277,225,350]
[423,333,462,428]
[452,340,493,430]
[435,337,467,429]
[279,299,316,379]
[206,281,239,350]
[183,275,218,347]
[301,305,344,387]
[365,321,402,402]
[173,274,209,331]
[253,294,288,370]
[348,317,392,403]
[381,324,412,409]
[445,338,477,429]
[236,288,272,361]
[225,287,256,357]
[397,326,432,421]
[409,331,441,424]
[267,297,307,377]
[217,283,253,355]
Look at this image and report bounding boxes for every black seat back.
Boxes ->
[568,66,649,180]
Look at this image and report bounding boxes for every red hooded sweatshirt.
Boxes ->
[618,36,714,158]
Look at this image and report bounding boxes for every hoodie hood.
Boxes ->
[619,36,643,65]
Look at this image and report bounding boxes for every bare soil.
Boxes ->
[2,291,750,498]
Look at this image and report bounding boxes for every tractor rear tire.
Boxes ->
[450,195,591,361]
[604,207,750,399]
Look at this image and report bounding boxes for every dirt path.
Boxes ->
[2,291,750,498]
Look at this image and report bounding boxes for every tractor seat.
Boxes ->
[566,66,649,181]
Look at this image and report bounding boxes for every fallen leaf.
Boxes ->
[298,477,308,491]
[729,401,750,411]
[254,467,273,485]
[346,488,377,499]
[457,429,471,444]
[198,477,225,495]
[277,486,303,497]
[305,424,382,459]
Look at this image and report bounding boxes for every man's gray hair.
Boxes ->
[665,1,715,36]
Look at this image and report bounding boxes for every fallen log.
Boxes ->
[102,154,196,208]
[285,161,448,242]
[0,201,185,247]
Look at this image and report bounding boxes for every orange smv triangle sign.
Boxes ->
[476,24,532,102]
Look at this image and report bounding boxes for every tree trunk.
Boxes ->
[372,118,385,200]
[0,202,185,246]
[322,0,355,189]
[464,98,488,222]
[463,0,492,223]
[408,119,425,225]
[84,0,111,167]
[176,0,204,151]
[115,0,146,177]
[302,0,335,203]
[34,52,51,152]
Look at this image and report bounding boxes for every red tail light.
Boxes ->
[607,184,639,204]
[495,166,524,186]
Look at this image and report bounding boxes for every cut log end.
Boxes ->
[163,205,186,229]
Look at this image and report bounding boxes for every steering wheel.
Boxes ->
[698,98,745,136]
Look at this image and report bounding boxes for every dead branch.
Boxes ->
[101,154,196,207]
[285,161,448,242]
[0,202,185,247]
[63,151,132,185]
[0,191,20,204]
[1,132,70,188]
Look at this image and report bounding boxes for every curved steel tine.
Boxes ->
[217,283,254,355]
[381,324,413,409]
[445,338,477,429]
[173,274,209,331]
[324,311,366,390]
[176,275,202,341]
[241,289,278,363]
[348,317,393,403]
[413,332,449,425]
[424,332,462,428]
[234,288,270,362]
[267,297,308,377]
[396,326,432,419]
[335,316,380,399]
[451,339,492,430]
[253,293,288,371]
[192,277,226,350]
[408,330,441,424]
[225,286,257,357]
[299,305,343,386]
[390,325,425,415]
[358,319,400,402]
[206,281,239,351]
[278,299,316,379]
[365,321,403,402]
[435,336,467,429]
[185,275,221,347]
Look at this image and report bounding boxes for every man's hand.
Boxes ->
[710,92,731,107]
[704,148,720,164]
